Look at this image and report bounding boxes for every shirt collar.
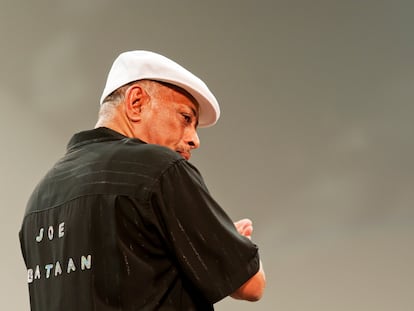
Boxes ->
[67,127,143,151]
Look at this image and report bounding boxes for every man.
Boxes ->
[20,50,265,310]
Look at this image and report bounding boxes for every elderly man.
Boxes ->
[20,50,265,310]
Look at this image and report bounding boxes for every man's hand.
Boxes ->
[231,218,266,301]
[234,218,253,239]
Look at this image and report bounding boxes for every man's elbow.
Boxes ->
[231,266,266,301]
[242,289,264,302]
[246,273,266,301]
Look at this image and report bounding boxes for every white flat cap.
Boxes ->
[100,50,220,127]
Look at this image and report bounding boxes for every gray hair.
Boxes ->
[97,80,157,123]
[97,80,198,123]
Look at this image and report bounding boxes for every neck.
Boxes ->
[96,101,135,138]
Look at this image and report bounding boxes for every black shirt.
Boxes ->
[19,127,260,310]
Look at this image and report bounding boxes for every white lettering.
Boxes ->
[35,228,44,242]
[67,258,76,273]
[45,264,53,278]
[58,222,65,238]
[35,223,65,242]
[34,265,41,280]
[54,261,62,276]
[81,255,92,270]
[27,269,33,283]
[27,254,92,283]
[48,226,54,240]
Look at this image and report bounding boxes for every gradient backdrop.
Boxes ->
[1,1,413,310]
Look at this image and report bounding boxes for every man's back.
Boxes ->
[20,127,260,310]
[20,127,205,310]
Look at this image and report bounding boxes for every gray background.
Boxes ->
[1,0,413,310]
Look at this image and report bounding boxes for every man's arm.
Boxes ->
[231,219,266,301]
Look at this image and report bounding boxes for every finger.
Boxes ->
[242,225,253,237]
[234,218,252,229]
[234,219,253,236]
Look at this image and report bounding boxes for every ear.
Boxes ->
[124,84,149,122]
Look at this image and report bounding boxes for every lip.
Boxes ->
[177,150,191,160]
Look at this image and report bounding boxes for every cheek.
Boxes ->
[154,120,184,146]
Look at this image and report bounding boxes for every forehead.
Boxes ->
[156,81,199,110]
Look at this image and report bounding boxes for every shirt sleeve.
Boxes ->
[150,159,260,303]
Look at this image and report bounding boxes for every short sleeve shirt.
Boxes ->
[19,127,260,310]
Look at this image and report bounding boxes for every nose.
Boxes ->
[186,128,200,150]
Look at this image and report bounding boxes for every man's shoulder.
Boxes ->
[109,139,183,167]
[69,128,183,168]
